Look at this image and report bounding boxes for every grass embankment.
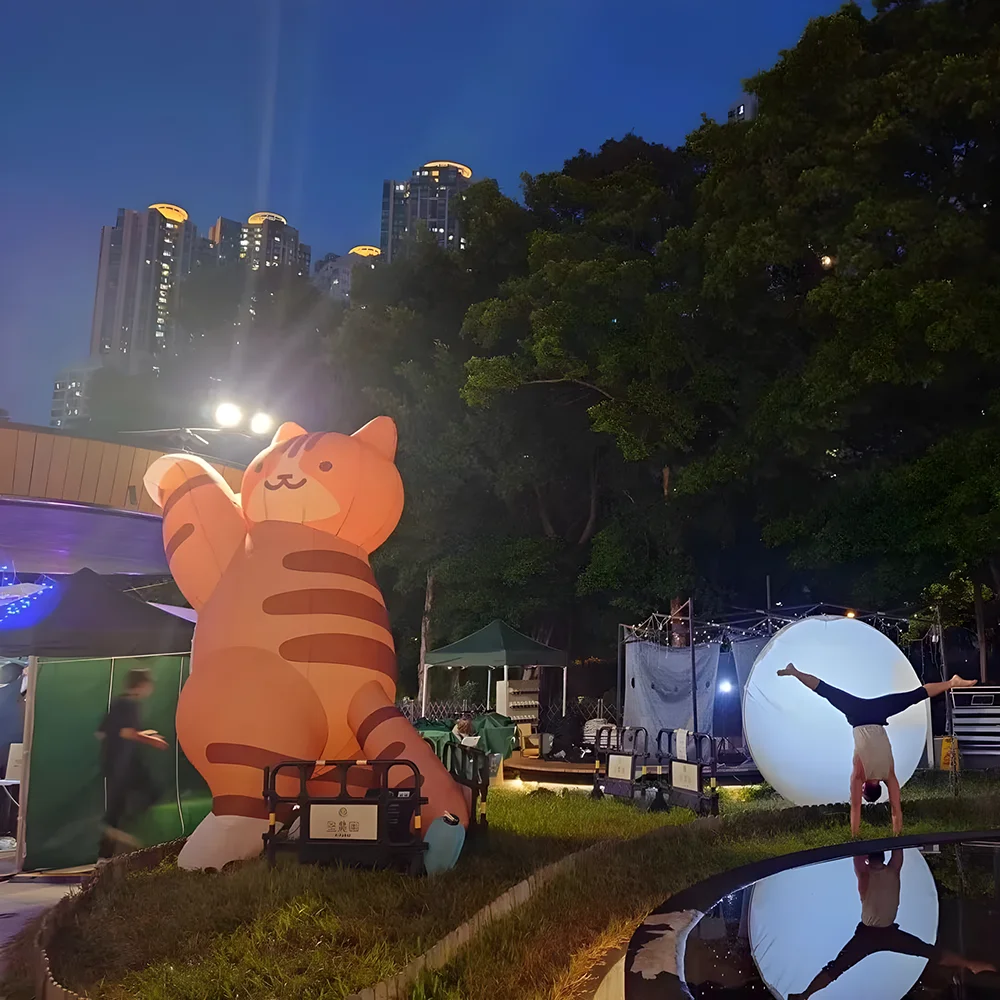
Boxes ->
[412,774,1000,1000]
[1,789,691,1000]
[4,773,996,1000]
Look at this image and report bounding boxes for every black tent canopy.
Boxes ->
[0,568,193,658]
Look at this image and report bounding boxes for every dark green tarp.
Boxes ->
[24,655,211,871]
[424,620,567,668]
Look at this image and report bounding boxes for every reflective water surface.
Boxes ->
[627,841,1000,999]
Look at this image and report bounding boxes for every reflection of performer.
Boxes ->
[778,665,975,834]
[789,852,995,999]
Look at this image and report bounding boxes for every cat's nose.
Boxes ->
[276,472,295,482]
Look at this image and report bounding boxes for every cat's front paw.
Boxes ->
[422,813,466,874]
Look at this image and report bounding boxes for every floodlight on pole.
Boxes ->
[250,412,274,436]
[215,402,242,428]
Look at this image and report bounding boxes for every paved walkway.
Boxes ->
[0,854,80,974]
[0,880,75,953]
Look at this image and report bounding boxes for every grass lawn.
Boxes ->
[4,773,997,1000]
[414,775,1000,1000]
[1,789,693,1000]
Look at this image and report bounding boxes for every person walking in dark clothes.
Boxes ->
[96,668,168,858]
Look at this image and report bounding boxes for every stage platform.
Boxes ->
[502,752,761,786]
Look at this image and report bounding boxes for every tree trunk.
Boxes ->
[670,597,689,647]
[577,459,599,545]
[417,571,434,712]
[662,466,671,498]
[534,485,557,539]
[974,577,988,684]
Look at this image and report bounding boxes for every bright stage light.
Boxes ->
[749,848,938,1000]
[249,412,274,436]
[214,402,242,428]
[743,616,928,806]
[719,680,733,694]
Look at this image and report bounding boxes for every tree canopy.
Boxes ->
[86,0,1000,674]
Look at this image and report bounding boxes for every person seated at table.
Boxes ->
[452,717,480,747]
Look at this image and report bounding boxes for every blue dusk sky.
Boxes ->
[0,0,865,424]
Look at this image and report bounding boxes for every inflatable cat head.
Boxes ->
[241,416,404,553]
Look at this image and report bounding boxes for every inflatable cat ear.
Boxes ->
[353,416,397,461]
[272,421,308,445]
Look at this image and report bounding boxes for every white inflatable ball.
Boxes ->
[743,616,928,806]
[749,848,938,1000]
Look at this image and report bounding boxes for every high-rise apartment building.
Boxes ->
[206,216,245,266]
[313,246,380,301]
[89,203,197,372]
[50,358,104,428]
[241,212,311,275]
[728,94,758,124]
[380,161,472,263]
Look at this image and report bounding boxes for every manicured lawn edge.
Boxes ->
[343,824,700,1000]
[25,841,183,1000]
[407,793,1000,1000]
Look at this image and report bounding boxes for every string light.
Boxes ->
[0,571,58,629]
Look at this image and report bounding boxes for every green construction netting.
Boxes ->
[23,654,211,871]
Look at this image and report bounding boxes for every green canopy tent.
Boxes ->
[422,619,568,717]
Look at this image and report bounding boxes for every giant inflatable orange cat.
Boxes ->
[143,417,468,872]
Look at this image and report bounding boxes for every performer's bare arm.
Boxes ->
[850,755,865,836]
[887,772,903,835]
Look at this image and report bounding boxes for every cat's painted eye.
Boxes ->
[319,461,333,472]
[254,462,263,473]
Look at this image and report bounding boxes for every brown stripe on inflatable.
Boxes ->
[213,794,269,819]
[286,435,309,458]
[165,522,195,560]
[162,473,214,516]
[278,633,396,675]
[262,588,389,625]
[282,549,375,583]
[303,432,326,451]
[356,705,404,747]
[206,742,305,769]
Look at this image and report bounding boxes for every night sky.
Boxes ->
[1,0,860,425]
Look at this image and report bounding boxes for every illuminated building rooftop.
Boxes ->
[423,161,473,179]
[247,211,288,225]
[148,204,189,223]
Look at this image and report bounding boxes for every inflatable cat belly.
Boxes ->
[143,417,468,872]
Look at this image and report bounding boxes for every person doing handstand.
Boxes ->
[778,664,976,835]
[789,851,994,998]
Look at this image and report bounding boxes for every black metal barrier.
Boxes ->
[648,729,719,817]
[262,758,428,875]
[591,726,648,800]
[440,741,490,835]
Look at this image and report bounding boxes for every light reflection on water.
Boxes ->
[627,842,1000,999]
